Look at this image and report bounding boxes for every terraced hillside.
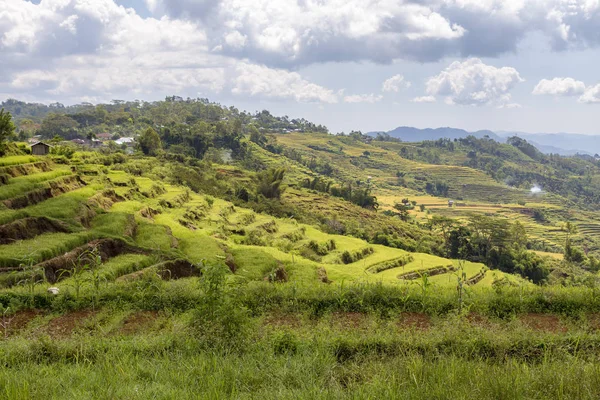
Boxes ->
[1,153,528,300]
[271,132,600,258]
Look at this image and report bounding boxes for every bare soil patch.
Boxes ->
[117,259,200,282]
[45,310,98,338]
[117,311,159,335]
[397,312,431,331]
[519,313,567,333]
[0,309,43,338]
[262,313,303,329]
[331,312,369,330]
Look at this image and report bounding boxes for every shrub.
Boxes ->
[340,247,374,264]
[368,255,415,273]
[255,168,286,200]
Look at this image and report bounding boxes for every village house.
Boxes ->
[115,137,134,146]
[30,141,51,156]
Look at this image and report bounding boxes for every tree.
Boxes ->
[255,168,286,199]
[563,222,584,263]
[393,202,410,222]
[39,113,78,139]
[249,125,267,147]
[0,109,16,156]
[137,127,162,156]
[510,221,528,251]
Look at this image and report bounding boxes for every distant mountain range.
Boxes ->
[367,126,600,156]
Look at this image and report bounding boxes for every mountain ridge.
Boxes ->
[368,126,599,156]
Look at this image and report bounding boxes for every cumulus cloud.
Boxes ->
[382,75,411,93]
[10,63,226,98]
[148,0,466,66]
[411,96,437,103]
[232,63,338,104]
[343,94,383,104]
[0,0,338,104]
[533,78,586,96]
[147,0,600,66]
[424,58,523,106]
[579,84,600,104]
[4,0,600,107]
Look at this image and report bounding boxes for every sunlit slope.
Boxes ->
[0,154,524,293]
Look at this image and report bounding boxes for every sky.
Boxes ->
[1,0,600,134]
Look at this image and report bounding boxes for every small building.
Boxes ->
[30,141,51,156]
[448,200,454,208]
[115,137,134,146]
[96,132,112,141]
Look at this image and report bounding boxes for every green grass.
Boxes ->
[91,212,136,238]
[0,231,96,268]
[2,343,600,399]
[0,155,37,167]
[0,167,72,200]
[0,185,102,226]
[2,304,600,399]
[134,221,176,252]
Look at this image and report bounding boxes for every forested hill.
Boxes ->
[1,97,328,143]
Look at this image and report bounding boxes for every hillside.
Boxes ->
[2,99,600,397]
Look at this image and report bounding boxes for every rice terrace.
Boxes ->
[3,1,600,397]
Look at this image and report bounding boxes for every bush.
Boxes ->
[340,247,374,264]
[190,263,251,349]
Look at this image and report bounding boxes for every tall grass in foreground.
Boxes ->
[1,339,600,399]
[3,266,600,399]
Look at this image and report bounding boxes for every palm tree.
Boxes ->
[255,168,286,199]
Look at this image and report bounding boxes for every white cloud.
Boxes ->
[424,58,524,106]
[343,94,383,104]
[533,78,586,96]
[10,63,226,98]
[579,84,600,104]
[232,63,338,104]
[411,96,437,103]
[148,0,467,66]
[0,0,337,105]
[4,0,600,109]
[382,75,411,93]
[147,0,600,66]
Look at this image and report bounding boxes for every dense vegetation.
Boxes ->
[3,98,600,398]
